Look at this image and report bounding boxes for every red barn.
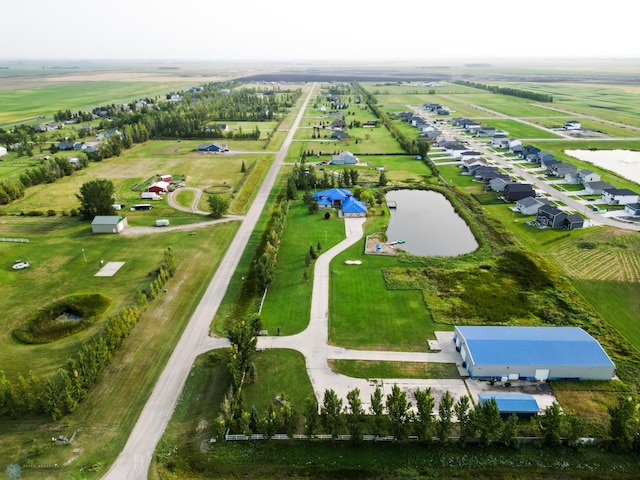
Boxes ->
[147,181,170,193]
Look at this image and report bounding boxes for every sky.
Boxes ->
[1,0,638,61]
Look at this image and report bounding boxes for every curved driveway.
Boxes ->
[102,84,317,480]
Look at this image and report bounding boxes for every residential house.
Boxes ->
[342,196,368,217]
[96,129,122,140]
[536,204,567,228]
[508,139,523,154]
[563,214,584,230]
[504,183,536,202]
[331,119,346,129]
[578,169,600,184]
[461,158,487,171]
[564,172,581,184]
[550,162,577,177]
[584,181,613,195]
[565,121,581,130]
[602,188,639,205]
[464,121,481,134]
[312,188,353,209]
[364,120,378,128]
[331,131,350,141]
[331,151,357,165]
[519,145,540,160]
[58,141,80,151]
[196,142,228,153]
[624,203,640,216]
[538,152,556,167]
[491,134,509,149]
[516,196,548,215]
[459,151,482,162]
[476,127,497,137]
[489,178,515,193]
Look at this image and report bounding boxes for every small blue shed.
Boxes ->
[478,393,539,418]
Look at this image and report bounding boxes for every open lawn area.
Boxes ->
[330,238,438,351]
[477,118,561,139]
[259,202,347,335]
[0,215,239,477]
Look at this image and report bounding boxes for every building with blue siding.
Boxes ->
[478,393,540,418]
[454,326,615,381]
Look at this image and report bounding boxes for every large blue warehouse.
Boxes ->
[454,326,615,381]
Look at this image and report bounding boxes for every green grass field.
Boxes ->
[259,202,347,335]
[0,81,192,125]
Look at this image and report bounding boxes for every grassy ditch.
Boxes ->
[13,293,111,344]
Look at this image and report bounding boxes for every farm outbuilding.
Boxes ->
[454,326,615,381]
[478,394,540,418]
[91,216,128,234]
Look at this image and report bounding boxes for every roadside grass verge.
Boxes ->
[259,202,346,335]
[229,155,273,215]
[0,220,239,478]
[329,360,460,379]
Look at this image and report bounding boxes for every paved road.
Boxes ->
[410,106,640,232]
[102,84,317,480]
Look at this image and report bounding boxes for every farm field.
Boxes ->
[0,81,194,125]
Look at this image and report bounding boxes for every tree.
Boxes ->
[76,179,116,219]
[303,395,319,440]
[501,414,520,448]
[386,384,411,442]
[540,402,564,447]
[436,390,454,444]
[346,388,365,443]
[370,386,385,437]
[454,395,473,444]
[413,387,435,442]
[378,170,388,187]
[417,141,430,160]
[320,388,343,439]
[474,398,502,446]
[208,194,228,218]
[241,160,246,173]
[608,395,639,450]
[286,176,297,200]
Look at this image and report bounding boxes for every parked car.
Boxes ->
[12,261,30,270]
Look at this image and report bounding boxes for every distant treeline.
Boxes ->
[453,80,553,102]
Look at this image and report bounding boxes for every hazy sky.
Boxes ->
[2,0,637,61]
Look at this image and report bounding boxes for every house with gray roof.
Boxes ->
[602,188,639,205]
[536,204,567,228]
[516,196,548,215]
[550,162,578,177]
[331,151,357,165]
[578,169,600,184]
[584,181,613,195]
[504,183,535,202]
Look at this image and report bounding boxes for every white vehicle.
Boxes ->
[12,261,30,270]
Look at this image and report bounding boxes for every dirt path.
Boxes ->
[166,187,209,215]
[121,216,243,235]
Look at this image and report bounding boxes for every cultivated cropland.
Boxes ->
[0,59,639,480]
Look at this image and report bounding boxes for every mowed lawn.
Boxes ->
[329,239,436,351]
[0,215,240,378]
[259,202,347,335]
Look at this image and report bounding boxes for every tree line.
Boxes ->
[452,80,553,103]
[0,249,176,420]
[212,382,640,451]
[0,156,88,205]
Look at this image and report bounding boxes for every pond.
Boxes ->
[385,189,478,257]
[565,149,640,184]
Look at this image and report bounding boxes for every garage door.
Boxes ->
[461,347,467,361]
[535,369,550,381]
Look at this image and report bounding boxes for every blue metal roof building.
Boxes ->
[478,393,540,417]
[454,326,615,381]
